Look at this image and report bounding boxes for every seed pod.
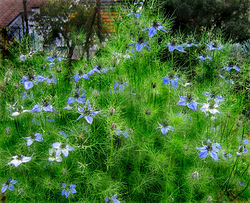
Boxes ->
[56,67,62,72]
[110,107,115,116]
[110,123,117,130]
[152,82,157,88]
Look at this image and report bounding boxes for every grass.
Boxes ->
[0,4,249,203]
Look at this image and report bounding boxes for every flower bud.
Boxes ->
[192,171,199,180]
[110,107,115,116]
[111,123,117,130]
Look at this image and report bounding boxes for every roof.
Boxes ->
[0,0,47,28]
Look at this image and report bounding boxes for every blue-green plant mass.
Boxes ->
[0,2,249,202]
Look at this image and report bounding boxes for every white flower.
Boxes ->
[48,148,62,162]
[8,155,31,167]
[200,103,220,115]
[24,133,43,146]
[52,142,74,157]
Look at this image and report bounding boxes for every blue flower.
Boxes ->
[73,70,89,82]
[197,55,212,61]
[221,150,232,161]
[46,75,57,84]
[30,102,57,113]
[165,41,184,52]
[76,100,100,124]
[45,56,54,62]
[156,123,174,135]
[177,95,200,111]
[67,89,86,105]
[56,56,65,62]
[115,129,129,138]
[24,133,43,146]
[35,75,47,84]
[221,64,240,72]
[162,73,180,89]
[111,81,129,94]
[127,12,141,18]
[1,179,18,193]
[88,65,101,76]
[205,42,223,51]
[204,92,224,106]
[237,137,248,156]
[59,131,67,138]
[20,76,34,90]
[104,194,120,203]
[128,37,150,52]
[196,139,222,161]
[219,74,234,84]
[144,22,166,37]
[61,184,76,198]
[175,110,192,121]
[184,40,198,47]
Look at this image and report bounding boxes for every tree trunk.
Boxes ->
[23,0,29,35]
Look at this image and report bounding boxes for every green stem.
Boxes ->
[171,51,174,71]
[189,49,192,79]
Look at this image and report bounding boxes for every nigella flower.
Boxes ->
[219,74,234,84]
[177,95,200,111]
[20,76,33,90]
[175,109,192,121]
[156,123,174,135]
[162,73,180,89]
[56,56,65,62]
[30,102,58,113]
[46,75,57,84]
[1,179,18,193]
[8,155,32,167]
[48,148,62,162]
[104,194,120,203]
[128,37,150,52]
[66,89,86,105]
[87,65,101,76]
[221,150,232,161]
[73,70,89,82]
[144,21,167,37]
[184,40,198,48]
[127,12,141,18]
[61,184,76,198]
[52,142,74,157]
[24,133,43,146]
[237,137,248,156]
[205,42,223,51]
[200,103,220,115]
[221,63,240,72]
[196,139,222,161]
[165,41,184,52]
[115,129,129,138]
[22,91,33,101]
[76,100,100,124]
[197,55,212,61]
[59,131,67,138]
[45,56,54,62]
[111,81,129,94]
[19,54,27,62]
[34,75,47,84]
[204,92,224,105]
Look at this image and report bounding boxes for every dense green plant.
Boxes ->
[0,2,249,202]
